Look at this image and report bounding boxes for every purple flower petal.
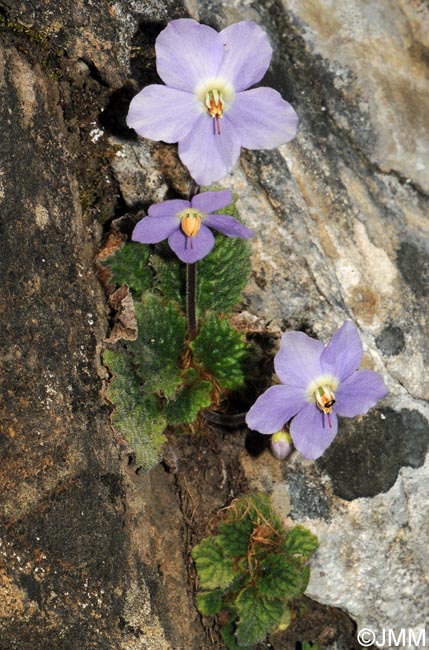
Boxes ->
[178,113,241,185]
[226,88,298,149]
[335,370,387,418]
[148,199,190,218]
[132,215,179,244]
[245,384,307,435]
[168,223,215,263]
[274,332,324,388]
[218,22,273,92]
[290,403,338,460]
[192,190,233,214]
[156,19,225,92]
[203,213,253,239]
[126,85,199,143]
[321,321,363,382]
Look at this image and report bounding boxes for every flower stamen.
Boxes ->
[315,385,336,414]
[205,90,223,135]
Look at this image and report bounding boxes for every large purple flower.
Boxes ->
[246,321,388,460]
[132,189,252,263]
[127,19,298,185]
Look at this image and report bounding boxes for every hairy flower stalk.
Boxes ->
[246,321,388,460]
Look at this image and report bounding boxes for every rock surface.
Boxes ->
[1,0,428,648]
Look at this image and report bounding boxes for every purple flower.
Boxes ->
[132,189,252,263]
[246,321,388,460]
[126,19,298,185]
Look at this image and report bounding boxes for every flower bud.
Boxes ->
[270,431,293,460]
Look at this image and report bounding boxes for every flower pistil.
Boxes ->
[306,374,339,429]
[315,385,336,414]
[196,78,233,137]
[205,89,223,134]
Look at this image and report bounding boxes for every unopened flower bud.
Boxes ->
[270,431,293,460]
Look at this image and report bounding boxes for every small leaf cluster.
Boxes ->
[102,193,253,470]
[192,493,319,649]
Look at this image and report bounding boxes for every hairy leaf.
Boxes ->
[220,616,243,650]
[151,250,184,306]
[129,294,186,399]
[195,590,223,616]
[256,554,304,600]
[282,525,319,559]
[192,537,237,590]
[165,369,213,425]
[191,313,249,390]
[235,587,284,646]
[197,235,251,314]
[225,493,283,535]
[103,349,166,472]
[103,242,153,295]
[218,518,254,558]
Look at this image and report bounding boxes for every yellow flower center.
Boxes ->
[306,374,339,413]
[315,385,336,414]
[205,89,224,118]
[195,78,234,135]
[178,208,203,237]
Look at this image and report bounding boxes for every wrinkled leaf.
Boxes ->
[282,525,319,559]
[218,518,254,558]
[129,294,186,399]
[195,590,223,616]
[256,554,304,600]
[235,587,284,646]
[192,537,237,590]
[165,369,213,425]
[191,313,249,390]
[103,349,166,472]
[103,241,153,295]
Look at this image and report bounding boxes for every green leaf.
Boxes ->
[103,242,153,295]
[129,294,186,399]
[302,643,320,650]
[220,616,243,650]
[165,369,213,425]
[197,235,251,314]
[192,537,237,590]
[195,590,223,616]
[235,587,284,646]
[103,349,166,472]
[218,518,254,558]
[256,554,304,600]
[298,564,311,593]
[225,493,283,535]
[191,313,249,390]
[151,251,184,306]
[282,525,319,559]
